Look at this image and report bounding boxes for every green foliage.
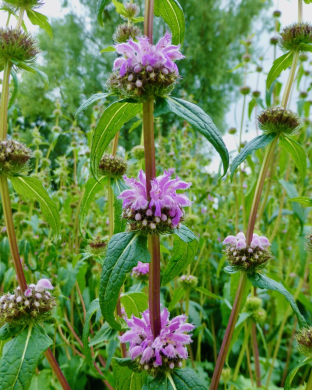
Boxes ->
[266,52,294,90]
[113,358,147,389]
[143,369,206,390]
[279,136,307,182]
[154,0,185,45]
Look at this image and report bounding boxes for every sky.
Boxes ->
[0,0,310,171]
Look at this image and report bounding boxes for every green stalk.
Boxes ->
[0,61,12,140]
[16,7,25,30]
[307,369,312,390]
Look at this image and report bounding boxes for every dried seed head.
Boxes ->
[295,327,312,358]
[279,23,312,52]
[273,10,281,18]
[270,36,279,45]
[245,297,262,312]
[258,107,301,135]
[113,23,142,44]
[86,236,109,256]
[98,154,127,177]
[131,145,145,160]
[0,28,39,65]
[0,140,32,176]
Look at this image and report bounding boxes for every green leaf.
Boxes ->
[280,136,307,181]
[112,358,147,389]
[304,0,312,3]
[14,63,49,89]
[0,324,52,390]
[228,62,244,73]
[120,291,148,317]
[288,196,312,207]
[26,9,53,38]
[230,133,277,179]
[279,179,306,228]
[97,0,109,26]
[248,98,256,119]
[161,97,229,176]
[75,93,109,116]
[266,51,293,90]
[88,323,118,347]
[299,43,312,52]
[99,232,150,330]
[284,358,312,390]
[143,369,206,390]
[10,176,60,240]
[131,16,145,23]
[196,286,223,301]
[247,273,307,328]
[79,176,108,237]
[8,70,18,109]
[154,0,185,45]
[91,100,142,179]
[100,46,116,53]
[162,226,198,285]
[29,369,52,390]
[112,0,128,17]
[82,299,103,377]
[224,265,239,274]
[168,287,185,311]
[0,323,23,341]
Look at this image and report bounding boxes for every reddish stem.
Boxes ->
[251,323,261,387]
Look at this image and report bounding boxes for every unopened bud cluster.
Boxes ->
[244,297,267,325]
[179,275,198,288]
[0,280,56,326]
[258,107,301,135]
[223,233,272,272]
[131,145,145,160]
[0,140,32,176]
[221,368,232,383]
[122,206,183,235]
[305,231,312,252]
[0,28,39,64]
[86,236,109,256]
[107,66,179,102]
[113,23,142,44]
[279,23,312,52]
[98,154,127,177]
[295,327,312,358]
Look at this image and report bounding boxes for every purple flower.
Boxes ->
[113,32,184,77]
[120,308,195,370]
[35,279,54,291]
[131,261,149,278]
[118,169,192,230]
[223,232,270,250]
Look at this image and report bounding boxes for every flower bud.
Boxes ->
[228,127,237,134]
[131,145,145,160]
[258,107,301,135]
[179,275,198,288]
[0,140,32,176]
[98,154,127,177]
[252,308,267,324]
[240,86,251,95]
[279,23,312,52]
[113,23,142,44]
[33,149,43,159]
[0,28,39,66]
[86,236,109,256]
[273,10,281,18]
[221,368,232,383]
[256,65,263,72]
[295,327,312,358]
[242,54,251,63]
[245,297,262,312]
[270,36,279,45]
[252,90,261,98]
[300,91,308,99]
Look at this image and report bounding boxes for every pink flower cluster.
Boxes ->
[223,232,270,250]
[118,169,192,231]
[114,32,184,77]
[131,261,149,278]
[120,308,195,370]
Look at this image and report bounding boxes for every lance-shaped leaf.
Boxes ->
[280,136,307,181]
[26,9,53,38]
[266,51,293,90]
[0,324,52,390]
[247,273,307,328]
[230,133,277,179]
[97,0,109,26]
[8,70,18,109]
[0,323,23,341]
[91,100,142,179]
[162,225,198,285]
[112,358,147,389]
[159,97,229,176]
[143,369,206,390]
[284,358,312,390]
[82,299,103,377]
[120,291,148,318]
[12,62,49,89]
[10,176,60,240]
[99,232,150,330]
[111,177,128,234]
[288,196,312,207]
[79,176,108,236]
[75,93,109,117]
[154,0,185,45]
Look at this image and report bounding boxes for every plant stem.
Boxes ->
[108,179,114,237]
[16,7,25,30]
[251,322,261,387]
[307,369,312,390]
[0,60,12,140]
[0,176,27,290]
[281,51,299,109]
[298,0,303,23]
[45,349,71,390]
[209,272,247,390]
[148,234,161,337]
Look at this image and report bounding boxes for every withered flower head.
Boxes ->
[279,23,312,52]
[258,107,301,135]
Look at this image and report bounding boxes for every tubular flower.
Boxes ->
[223,232,273,272]
[0,279,56,326]
[118,169,192,234]
[131,261,149,280]
[107,32,184,101]
[120,308,195,372]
